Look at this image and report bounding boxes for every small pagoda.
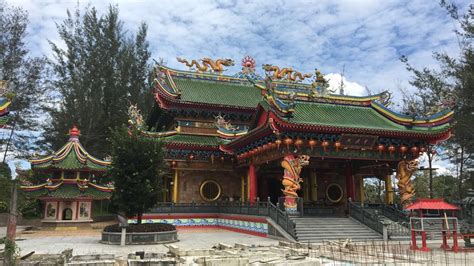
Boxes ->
[21,126,113,227]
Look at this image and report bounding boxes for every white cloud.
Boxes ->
[324,73,368,96]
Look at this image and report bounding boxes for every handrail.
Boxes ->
[348,201,384,234]
[149,200,296,239]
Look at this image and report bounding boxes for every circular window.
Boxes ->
[326,183,344,203]
[200,180,222,202]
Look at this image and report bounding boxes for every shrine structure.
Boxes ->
[133,56,453,215]
[21,126,113,227]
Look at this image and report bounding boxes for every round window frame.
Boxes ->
[326,183,344,203]
[199,180,222,202]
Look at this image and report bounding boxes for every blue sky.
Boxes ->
[6,0,469,100]
[4,0,469,174]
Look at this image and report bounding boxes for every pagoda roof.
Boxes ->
[153,64,389,112]
[21,179,113,200]
[142,130,223,150]
[405,198,460,211]
[30,126,110,172]
[261,100,452,136]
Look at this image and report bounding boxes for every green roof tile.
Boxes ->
[161,134,222,146]
[174,77,262,108]
[23,184,111,200]
[281,101,450,133]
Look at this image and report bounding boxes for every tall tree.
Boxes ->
[44,5,153,157]
[0,3,47,159]
[401,2,474,199]
[108,126,167,224]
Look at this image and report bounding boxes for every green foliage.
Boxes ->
[401,2,474,199]
[413,172,459,199]
[109,127,167,224]
[43,4,153,157]
[0,201,8,213]
[3,237,20,264]
[0,163,11,207]
[0,3,48,158]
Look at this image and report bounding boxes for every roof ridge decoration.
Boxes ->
[176,57,235,74]
[30,126,110,171]
[128,104,178,138]
[214,114,248,139]
[262,64,313,83]
[233,56,263,80]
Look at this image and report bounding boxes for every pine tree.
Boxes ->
[0,3,47,159]
[44,5,153,157]
[401,2,474,199]
[108,127,167,224]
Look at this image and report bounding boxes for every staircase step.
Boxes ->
[291,217,382,242]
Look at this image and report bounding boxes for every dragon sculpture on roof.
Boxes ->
[176,57,234,74]
[262,64,312,82]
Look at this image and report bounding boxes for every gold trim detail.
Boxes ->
[326,183,344,203]
[199,180,222,202]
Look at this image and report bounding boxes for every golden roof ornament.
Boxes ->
[310,69,334,97]
[262,64,312,82]
[176,57,234,74]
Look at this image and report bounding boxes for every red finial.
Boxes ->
[69,125,81,139]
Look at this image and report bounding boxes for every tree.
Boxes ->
[108,127,167,224]
[401,2,474,199]
[43,5,153,157]
[0,3,47,159]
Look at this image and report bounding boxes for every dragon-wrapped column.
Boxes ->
[281,154,309,213]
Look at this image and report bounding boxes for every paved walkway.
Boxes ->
[12,228,279,256]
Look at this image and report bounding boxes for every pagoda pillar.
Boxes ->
[359,177,365,204]
[385,175,394,204]
[172,169,179,203]
[345,164,355,201]
[248,164,258,203]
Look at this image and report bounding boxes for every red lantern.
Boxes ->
[334,141,342,152]
[262,144,269,151]
[189,154,194,160]
[284,138,293,149]
[220,156,225,162]
[295,139,303,148]
[411,146,419,156]
[400,145,408,154]
[322,140,329,152]
[431,149,437,155]
[377,144,385,154]
[171,161,177,167]
[388,145,396,154]
[308,139,317,150]
[275,139,282,149]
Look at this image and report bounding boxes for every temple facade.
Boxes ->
[134,56,453,214]
[21,126,113,227]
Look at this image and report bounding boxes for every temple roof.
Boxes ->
[30,126,110,172]
[21,179,113,200]
[149,58,454,159]
[0,96,12,127]
[144,131,223,149]
[260,100,452,136]
[405,198,460,211]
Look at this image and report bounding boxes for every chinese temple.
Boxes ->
[21,126,113,227]
[135,56,453,214]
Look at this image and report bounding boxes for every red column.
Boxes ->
[248,164,258,204]
[345,164,355,200]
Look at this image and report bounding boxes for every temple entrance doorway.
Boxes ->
[267,178,281,204]
[62,208,73,220]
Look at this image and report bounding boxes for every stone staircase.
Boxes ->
[292,217,382,243]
